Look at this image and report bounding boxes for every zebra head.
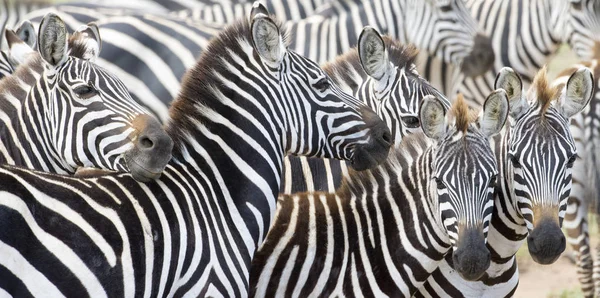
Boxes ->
[34,13,173,182]
[422,92,507,281]
[495,67,594,265]
[403,0,494,77]
[353,27,444,144]
[566,0,600,61]
[249,3,391,170]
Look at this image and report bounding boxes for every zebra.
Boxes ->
[0,14,174,182]
[18,0,493,122]
[282,26,445,194]
[0,4,392,296]
[414,66,594,297]
[249,91,509,297]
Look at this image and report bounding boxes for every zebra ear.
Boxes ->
[37,13,69,67]
[479,89,509,137]
[495,67,527,119]
[420,95,448,141]
[15,20,36,49]
[71,23,102,61]
[5,29,35,66]
[250,3,284,65]
[358,26,390,80]
[556,67,594,119]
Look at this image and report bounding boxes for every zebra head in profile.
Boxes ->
[0,13,174,182]
[495,66,594,264]
[424,93,506,281]
[403,0,494,77]
[565,0,600,61]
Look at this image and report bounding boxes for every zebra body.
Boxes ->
[250,93,509,297]
[415,67,595,297]
[0,16,173,182]
[0,4,391,296]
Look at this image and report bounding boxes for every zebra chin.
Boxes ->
[347,110,392,171]
[460,33,495,78]
[451,226,491,281]
[123,114,174,182]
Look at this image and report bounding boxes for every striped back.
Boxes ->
[0,14,174,182]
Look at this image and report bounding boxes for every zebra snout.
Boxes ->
[452,227,490,281]
[461,33,495,78]
[527,218,566,265]
[125,115,174,182]
[348,109,391,171]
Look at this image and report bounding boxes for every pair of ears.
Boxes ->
[494,67,593,120]
[5,13,102,69]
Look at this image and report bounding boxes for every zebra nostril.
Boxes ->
[382,131,392,144]
[139,136,155,150]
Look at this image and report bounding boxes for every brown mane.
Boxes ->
[532,66,561,114]
[450,94,477,133]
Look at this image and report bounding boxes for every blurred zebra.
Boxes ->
[0,4,392,296]
[250,92,508,297]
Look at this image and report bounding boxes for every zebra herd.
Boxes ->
[0,0,599,297]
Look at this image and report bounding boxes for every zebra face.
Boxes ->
[404,0,494,77]
[496,67,593,265]
[250,4,392,171]
[566,0,600,61]
[355,28,440,145]
[422,91,508,281]
[35,13,173,182]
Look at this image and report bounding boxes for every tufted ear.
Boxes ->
[420,95,448,141]
[479,89,509,137]
[15,20,36,48]
[37,13,69,67]
[557,67,594,119]
[250,2,284,65]
[358,26,391,80]
[71,22,102,61]
[495,67,527,119]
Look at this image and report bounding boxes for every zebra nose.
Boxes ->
[452,226,490,281]
[527,218,566,264]
[348,108,391,171]
[461,33,495,77]
[126,114,174,182]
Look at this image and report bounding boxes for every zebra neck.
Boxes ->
[0,54,70,173]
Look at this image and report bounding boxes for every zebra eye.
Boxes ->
[435,178,446,189]
[313,78,330,92]
[439,5,453,12]
[509,154,520,166]
[402,116,420,128]
[73,84,98,99]
[571,1,582,10]
[489,175,497,187]
[567,155,577,166]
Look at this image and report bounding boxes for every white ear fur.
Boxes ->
[479,89,509,137]
[250,3,284,65]
[15,21,36,48]
[420,95,448,141]
[358,26,391,80]
[5,29,34,66]
[495,67,528,120]
[72,23,102,62]
[37,13,69,67]
[557,67,594,119]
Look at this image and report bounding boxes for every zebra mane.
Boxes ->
[167,17,288,152]
[531,66,561,114]
[0,53,43,112]
[322,35,419,82]
[450,94,478,133]
[337,131,430,198]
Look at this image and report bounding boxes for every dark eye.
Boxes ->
[439,5,452,12]
[313,78,330,92]
[509,154,520,166]
[489,175,497,187]
[435,178,446,189]
[571,1,582,10]
[402,116,420,128]
[567,155,577,166]
[73,84,97,99]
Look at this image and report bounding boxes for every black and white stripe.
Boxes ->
[0,5,391,296]
[250,93,508,297]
